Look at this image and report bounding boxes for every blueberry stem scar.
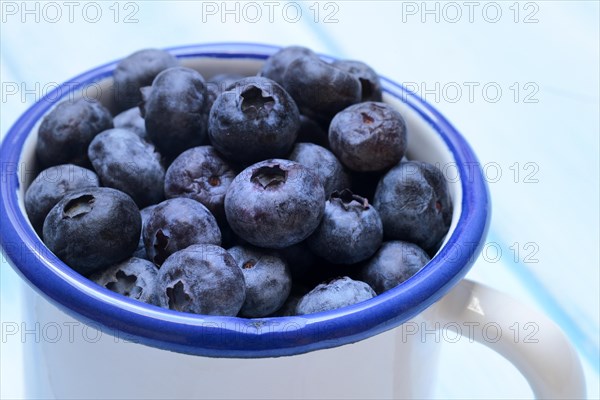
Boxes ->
[251,165,288,189]
[167,280,191,312]
[241,86,274,113]
[331,189,369,210]
[63,195,95,218]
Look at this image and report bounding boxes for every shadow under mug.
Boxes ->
[0,43,585,399]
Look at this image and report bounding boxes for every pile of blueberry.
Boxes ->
[26,46,452,318]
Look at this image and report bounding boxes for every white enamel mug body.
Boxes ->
[20,279,585,399]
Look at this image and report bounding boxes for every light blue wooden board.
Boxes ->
[1,1,598,398]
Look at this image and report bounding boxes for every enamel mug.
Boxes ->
[0,43,586,399]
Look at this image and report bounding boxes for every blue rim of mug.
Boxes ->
[0,42,491,358]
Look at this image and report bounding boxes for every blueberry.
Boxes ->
[88,128,165,208]
[282,55,361,118]
[360,241,430,294]
[35,98,113,168]
[329,102,407,172]
[90,257,159,304]
[373,161,452,252]
[224,159,325,249]
[164,146,236,219]
[331,60,383,102]
[25,164,99,234]
[208,77,300,165]
[42,187,141,275]
[308,190,383,264]
[113,107,148,141]
[295,276,375,315]
[228,245,291,318]
[142,67,209,160]
[288,143,350,196]
[132,205,157,260]
[113,48,179,111]
[143,198,221,266]
[260,45,316,85]
[156,244,245,316]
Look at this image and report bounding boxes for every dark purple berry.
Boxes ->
[360,241,430,294]
[42,187,141,275]
[113,48,179,111]
[35,98,113,168]
[228,245,292,318]
[295,276,375,315]
[224,159,325,249]
[90,257,159,304]
[332,60,383,102]
[373,161,452,252]
[282,55,361,118]
[25,164,99,234]
[142,67,209,160]
[288,143,350,196]
[329,102,407,172]
[308,190,383,264]
[156,244,245,316]
[164,146,236,219]
[208,77,300,166]
[88,128,165,208]
[260,46,316,85]
[143,198,221,266]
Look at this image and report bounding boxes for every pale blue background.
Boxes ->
[1,1,599,398]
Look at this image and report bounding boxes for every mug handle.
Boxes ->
[430,279,586,399]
